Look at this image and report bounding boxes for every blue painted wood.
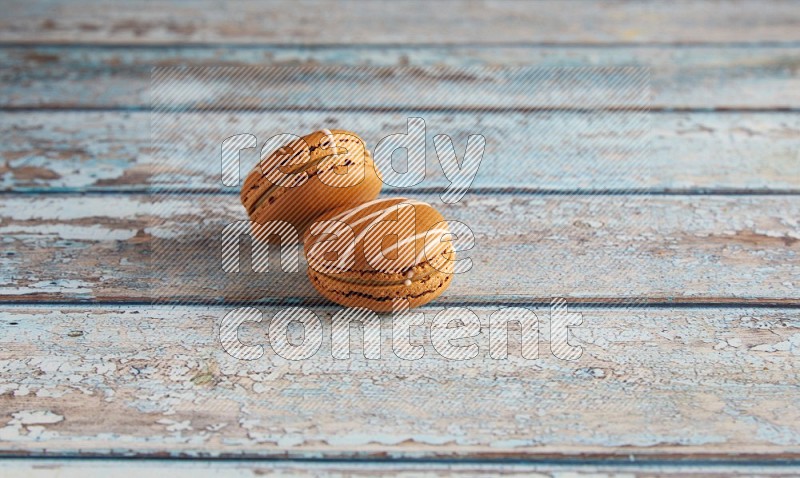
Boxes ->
[0,304,799,460]
[2,111,798,192]
[1,193,797,303]
[2,46,799,108]
[2,0,798,466]
[2,0,799,45]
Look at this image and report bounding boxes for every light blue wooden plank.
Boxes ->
[2,1,799,45]
[2,111,798,192]
[1,46,799,108]
[0,194,797,303]
[1,305,799,458]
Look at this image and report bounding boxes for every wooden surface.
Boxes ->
[2,305,800,459]
[1,194,798,303]
[5,459,800,478]
[3,111,800,193]
[2,0,800,45]
[3,46,800,109]
[1,0,799,474]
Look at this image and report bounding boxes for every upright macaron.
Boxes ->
[304,197,455,312]
[241,129,382,241]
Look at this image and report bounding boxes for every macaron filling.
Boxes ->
[308,266,454,305]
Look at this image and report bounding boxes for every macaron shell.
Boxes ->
[250,151,381,241]
[305,197,450,273]
[241,129,368,212]
[306,248,455,312]
[304,197,456,311]
[241,129,381,240]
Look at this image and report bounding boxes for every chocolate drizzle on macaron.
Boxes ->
[240,129,382,241]
[304,197,456,312]
[240,129,457,311]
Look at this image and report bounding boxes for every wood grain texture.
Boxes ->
[3,459,800,477]
[2,1,799,45]
[2,111,799,193]
[1,0,798,471]
[1,305,799,459]
[3,46,800,109]
[0,194,797,304]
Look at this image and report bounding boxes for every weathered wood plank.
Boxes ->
[2,1,799,45]
[2,458,800,477]
[0,194,797,303]
[1,305,799,459]
[2,111,799,192]
[3,46,800,109]
[147,65,652,111]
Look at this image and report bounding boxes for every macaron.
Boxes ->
[241,129,382,241]
[304,197,455,312]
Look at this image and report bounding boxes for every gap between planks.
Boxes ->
[4,41,800,48]
[4,300,800,309]
[3,107,800,113]
[4,189,800,197]
[1,458,800,478]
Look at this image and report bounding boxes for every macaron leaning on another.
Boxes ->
[240,129,382,242]
[304,197,456,312]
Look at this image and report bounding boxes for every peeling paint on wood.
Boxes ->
[2,47,800,109]
[1,1,799,45]
[0,194,797,303]
[0,305,798,459]
[0,47,800,110]
[1,112,799,192]
[2,0,799,467]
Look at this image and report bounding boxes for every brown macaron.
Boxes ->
[304,197,455,312]
[241,129,382,241]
